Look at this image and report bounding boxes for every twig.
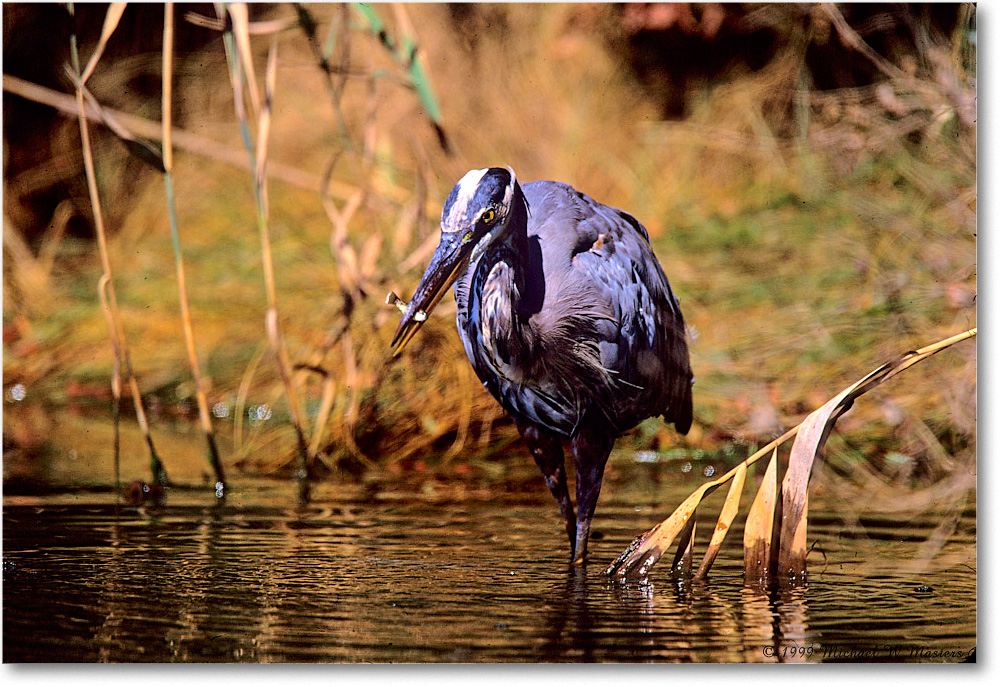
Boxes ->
[2,74,419,206]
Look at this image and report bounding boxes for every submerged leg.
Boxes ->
[570,418,616,563]
[515,417,577,557]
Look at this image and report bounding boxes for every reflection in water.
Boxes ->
[530,560,822,662]
[739,586,812,662]
[2,484,976,662]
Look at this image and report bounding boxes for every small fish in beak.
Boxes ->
[385,292,408,314]
[389,230,476,356]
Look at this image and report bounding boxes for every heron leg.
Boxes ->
[570,419,616,563]
[515,418,577,556]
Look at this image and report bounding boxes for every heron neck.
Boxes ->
[471,183,536,363]
[504,183,531,298]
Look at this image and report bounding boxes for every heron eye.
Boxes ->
[481,208,497,225]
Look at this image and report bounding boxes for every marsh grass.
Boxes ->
[3,4,975,508]
[66,1,167,487]
[218,4,313,498]
[161,2,225,493]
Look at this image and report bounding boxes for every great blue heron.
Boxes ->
[391,167,693,563]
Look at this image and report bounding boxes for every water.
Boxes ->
[2,463,976,663]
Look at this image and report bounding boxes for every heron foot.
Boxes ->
[571,519,592,564]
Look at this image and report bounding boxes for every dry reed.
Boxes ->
[161,2,226,495]
[67,2,167,487]
[607,328,977,584]
[220,3,311,498]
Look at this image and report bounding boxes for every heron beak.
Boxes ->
[390,233,472,356]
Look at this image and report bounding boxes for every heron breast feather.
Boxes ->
[480,261,518,366]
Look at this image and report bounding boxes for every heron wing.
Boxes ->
[454,180,693,438]
[523,181,693,435]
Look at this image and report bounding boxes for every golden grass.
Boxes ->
[3,4,976,503]
[219,4,312,498]
[66,2,166,487]
[161,2,226,492]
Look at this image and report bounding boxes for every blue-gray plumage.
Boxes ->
[391,167,693,562]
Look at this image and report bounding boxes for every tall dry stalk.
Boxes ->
[68,2,167,486]
[220,4,311,499]
[287,4,450,471]
[161,2,226,496]
[97,275,122,493]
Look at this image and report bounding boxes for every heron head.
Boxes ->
[391,167,519,355]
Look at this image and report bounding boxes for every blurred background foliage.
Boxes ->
[3,3,976,491]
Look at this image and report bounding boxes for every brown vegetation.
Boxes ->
[3,3,975,514]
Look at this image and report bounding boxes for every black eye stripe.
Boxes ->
[461,220,489,245]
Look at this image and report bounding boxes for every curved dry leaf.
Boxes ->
[743,449,778,584]
[776,328,976,580]
[606,483,713,580]
[696,460,747,580]
[774,338,966,577]
[80,3,127,84]
[605,429,796,581]
[609,328,975,585]
[671,512,697,576]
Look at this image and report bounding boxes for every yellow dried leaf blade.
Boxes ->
[228,3,261,116]
[744,449,778,584]
[773,334,975,577]
[696,460,747,580]
[882,327,977,385]
[80,3,128,84]
[607,327,975,587]
[778,363,895,578]
[255,38,278,188]
[670,511,697,575]
[606,484,711,580]
[772,329,975,581]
